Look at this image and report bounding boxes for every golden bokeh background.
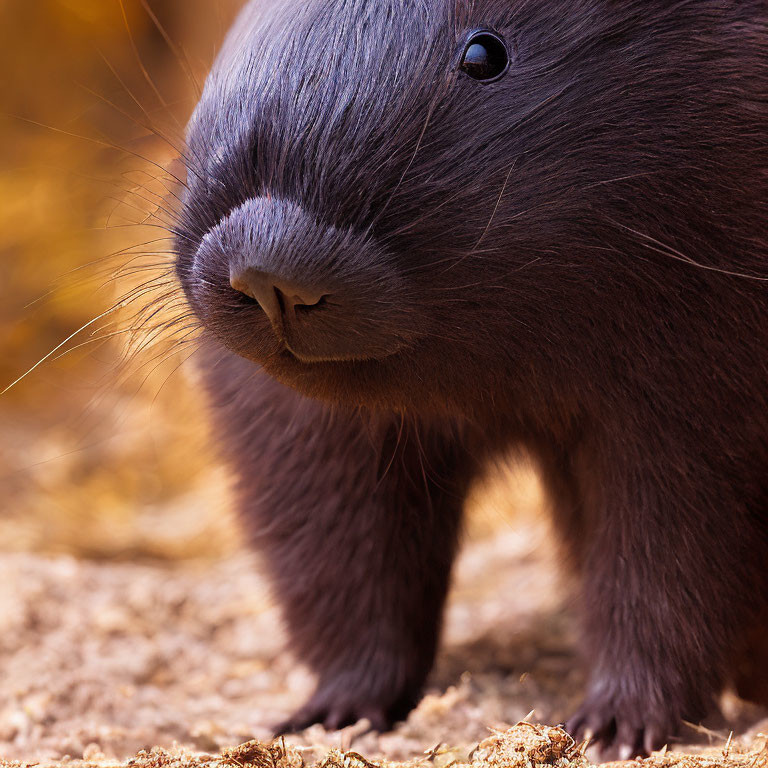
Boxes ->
[0,0,246,559]
[0,0,542,562]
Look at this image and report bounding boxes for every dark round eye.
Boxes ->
[459,31,510,83]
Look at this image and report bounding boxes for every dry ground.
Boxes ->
[1,517,766,768]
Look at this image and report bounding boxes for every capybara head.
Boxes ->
[176,0,765,412]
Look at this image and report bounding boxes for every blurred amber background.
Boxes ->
[0,0,542,563]
[0,0,247,559]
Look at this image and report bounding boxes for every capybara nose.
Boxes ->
[230,266,326,329]
[198,196,411,362]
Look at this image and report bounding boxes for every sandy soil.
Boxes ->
[1,522,766,767]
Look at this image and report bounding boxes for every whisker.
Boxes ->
[23,238,176,308]
[366,95,438,235]
[138,0,202,99]
[117,0,184,134]
[444,159,517,274]
[81,65,187,162]
[606,217,768,282]
[7,114,190,192]
[2,302,128,395]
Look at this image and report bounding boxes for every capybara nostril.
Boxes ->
[230,266,326,329]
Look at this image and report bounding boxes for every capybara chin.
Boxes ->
[174,0,768,757]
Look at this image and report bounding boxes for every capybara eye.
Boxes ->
[459,31,509,83]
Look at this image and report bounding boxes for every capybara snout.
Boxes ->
[192,196,414,363]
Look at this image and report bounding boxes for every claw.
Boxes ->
[274,703,326,735]
[643,725,666,756]
[567,695,677,760]
[274,701,394,737]
[361,708,390,733]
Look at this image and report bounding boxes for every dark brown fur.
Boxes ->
[174,0,768,757]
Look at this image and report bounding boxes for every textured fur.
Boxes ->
[174,0,768,757]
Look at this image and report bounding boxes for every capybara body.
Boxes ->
[175,0,768,756]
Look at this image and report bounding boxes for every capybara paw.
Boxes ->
[274,688,416,735]
[567,691,676,759]
[274,701,388,735]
